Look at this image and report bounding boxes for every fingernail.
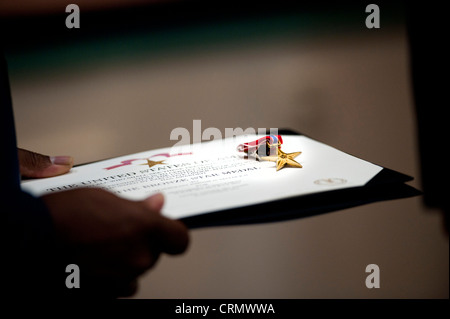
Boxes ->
[50,156,73,166]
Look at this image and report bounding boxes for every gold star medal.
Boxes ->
[237,135,302,171]
[260,146,302,171]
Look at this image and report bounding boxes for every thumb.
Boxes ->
[143,193,165,212]
[18,148,74,178]
[142,193,190,255]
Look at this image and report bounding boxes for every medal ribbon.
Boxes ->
[236,135,283,153]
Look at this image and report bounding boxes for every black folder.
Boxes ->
[181,129,421,229]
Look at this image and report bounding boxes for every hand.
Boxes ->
[18,148,74,178]
[42,188,189,297]
[18,148,189,297]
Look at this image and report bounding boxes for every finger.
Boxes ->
[142,196,189,255]
[149,218,190,255]
[80,275,139,298]
[18,148,73,178]
[113,279,139,298]
[144,193,165,212]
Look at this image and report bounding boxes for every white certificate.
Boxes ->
[21,134,383,220]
